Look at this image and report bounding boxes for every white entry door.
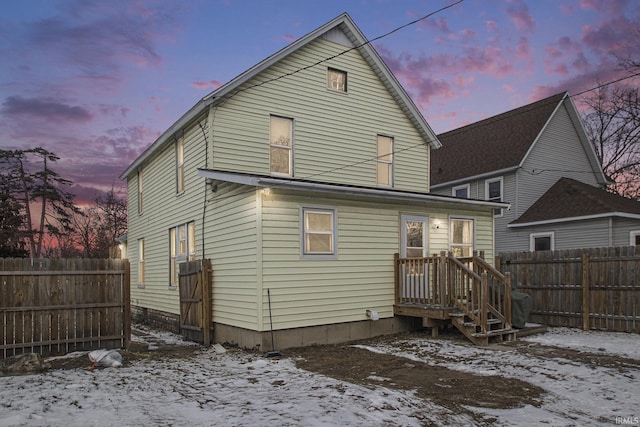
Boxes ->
[401,215,428,258]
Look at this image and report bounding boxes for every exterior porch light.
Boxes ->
[262,187,271,196]
[432,219,441,229]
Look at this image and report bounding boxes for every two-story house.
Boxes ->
[430,92,640,254]
[119,14,506,350]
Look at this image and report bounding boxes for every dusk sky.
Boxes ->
[1,0,639,205]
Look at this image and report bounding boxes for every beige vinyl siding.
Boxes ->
[205,183,260,329]
[211,37,429,192]
[128,114,207,315]
[260,189,494,330]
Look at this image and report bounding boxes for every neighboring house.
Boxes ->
[430,92,640,253]
[119,14,505,349]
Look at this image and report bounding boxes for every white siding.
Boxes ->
[210,37,430,192]
[128,113,207,315]
[260,189,494,330]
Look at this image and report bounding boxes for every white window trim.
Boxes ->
[449,216,475,257]
[270,115,293,177]
[176,136,185,194]
[137,168,143,214]
[327,67,347,93]
[300,207,338,259]
[400,214,429,258]
[452,183,470,198]
[530,232,555,251]
[630,230,640,246]
[377,134,394,188]
[137,238,145,288]
[169,222,196,288]
[485,176,504,217]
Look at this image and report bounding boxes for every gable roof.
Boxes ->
[120,13,439,180]
[429,92,608,187]
[509,177,640,227]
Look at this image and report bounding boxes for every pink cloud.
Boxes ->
[505,0,535,32]
[503,84,515,93]
[460,29,476,41]
[191,80,223,90]
[515,36,531,60]
[581,16,639,57]
[282,34,297,43]
[423,17,451,34]
[486,20,498,31]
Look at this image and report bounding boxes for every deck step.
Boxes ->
[472,328,515,338]
[462,318,502,327]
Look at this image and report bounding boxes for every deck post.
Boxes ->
[480,272,488,334]
[394,253,400,306]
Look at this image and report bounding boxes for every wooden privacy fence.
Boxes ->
[498,246,640,332]
[0,258,131,359]
[179,259,212,346]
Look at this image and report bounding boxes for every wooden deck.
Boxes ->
[394,252,516,346]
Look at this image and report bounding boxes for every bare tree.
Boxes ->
[582,82,640,199]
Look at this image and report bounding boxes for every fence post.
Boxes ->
[582,251,590,331]
[504,272,512,326]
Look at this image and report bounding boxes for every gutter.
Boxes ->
[430,166,519,190]
[197,169,509,209]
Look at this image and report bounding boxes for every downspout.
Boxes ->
[608,216,613,246]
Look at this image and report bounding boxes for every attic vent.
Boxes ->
[321,27,355,48]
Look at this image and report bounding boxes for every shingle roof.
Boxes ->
[510,177,640,225]
[430,92,567,186]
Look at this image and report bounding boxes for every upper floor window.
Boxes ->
[450,218,474,257]
[631,231,640,246]
[176,137,185,193]
[531,232,554,251]
[327,68,347,92]
[137,238,145,288]
[270,115,292,176]
[301,207,337,257]
[486,177,503,217]
[137,168,144,214]
[452,184,470,198]
[169,222,196,288]
[377,135,393,187]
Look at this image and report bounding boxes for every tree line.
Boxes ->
[0,147,127,258]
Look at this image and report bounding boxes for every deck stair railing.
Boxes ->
[394,251,514,345]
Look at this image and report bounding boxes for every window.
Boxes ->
[631,231,640,246]
[137,168,144,214]
[138,239,145,288]
[530,232,554,251]
[270,116,292,176]
[176,137,185,193]
[450,218,474,257]
[327,68,347,92]
[452,184,470,198]
[486,177,503,216]
[301,207,337,257]
[169,222,196,287]
[377,135,393,187]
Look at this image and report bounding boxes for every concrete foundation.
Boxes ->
[214,316,422,351]
[132,305,423,350]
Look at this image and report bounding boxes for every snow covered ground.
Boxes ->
[1,326,638,426]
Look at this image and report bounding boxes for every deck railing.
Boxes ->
[394,252,512,333]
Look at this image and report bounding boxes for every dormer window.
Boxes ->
[327,68,347,92]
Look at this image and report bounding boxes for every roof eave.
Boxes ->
[198,169,508,209]
[508,211,640,228]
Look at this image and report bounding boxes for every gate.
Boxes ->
[178,259,212,346]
